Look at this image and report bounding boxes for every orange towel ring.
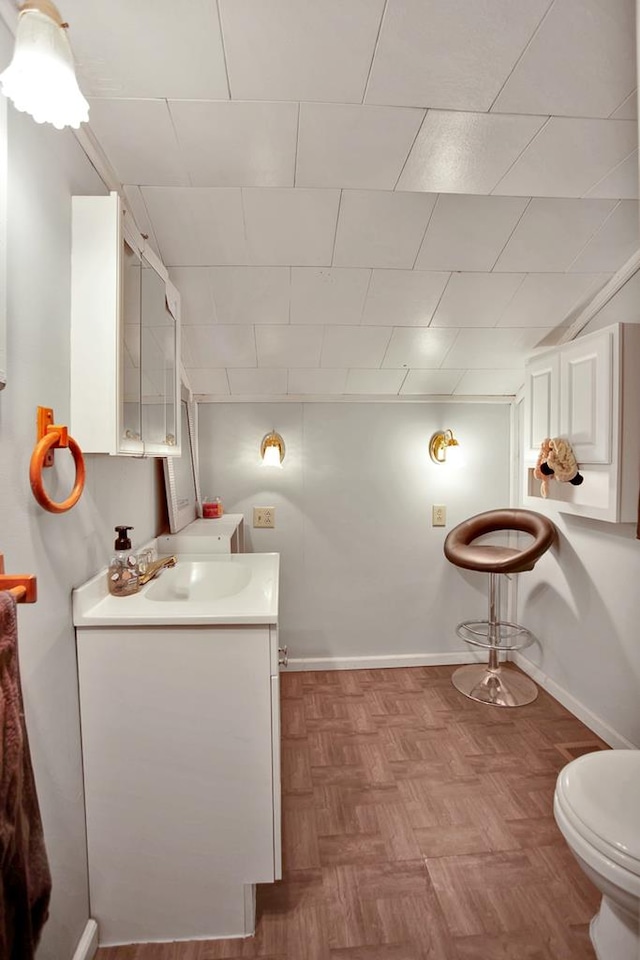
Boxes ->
[29,407,86,514]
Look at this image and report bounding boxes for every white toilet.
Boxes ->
[554,750,640,960]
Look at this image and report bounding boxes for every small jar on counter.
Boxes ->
[202,496,224,519]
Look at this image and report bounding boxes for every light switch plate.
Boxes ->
[253,506,275,528]
[432,504,446,527]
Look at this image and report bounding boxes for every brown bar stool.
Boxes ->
[444,509,556,707]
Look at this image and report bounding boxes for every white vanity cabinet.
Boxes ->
[522,322,640,522]
[70,192,181,457]
[76,621,282,945]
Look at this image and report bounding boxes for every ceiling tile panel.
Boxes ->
[399,369,464,395]
[186,369,230,396]
[382,328,459,369]
[290,268,371,325]
[397,111,546,194]
[242,188,341,266]
[227,368,288,395]
[141,187,248,266]
[431,273,525,328]
[569,201,640,273]
[182,325,257,368]
[66,0,229,99]
[491,0,636,118]
[333,190,437,268]
[612,90,638,120]
[321,326,392,368]
[255,325,324,367]
[296,103,424,190]
[585,151,639,200]
[287,369,348,394]
[366,0,551,110]
[169,100,298,187]
[88,99,189,186]
[578,271,640,327]
[497,273,609,328]
[209,267,290,324]
[415,195,529,271]
[345,369,406,394]
[493,118,637,198]
[362,270,450,325]
[440,328,544,369]
[453,369,525,395]
[168,267,216,325]
[219,0,386,102]
[493,198,618,272]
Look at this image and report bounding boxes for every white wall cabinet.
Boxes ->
[71,192,181,457]
[522,323,640,522]
[76,622,282,945]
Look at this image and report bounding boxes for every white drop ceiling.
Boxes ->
[64,0,638,399]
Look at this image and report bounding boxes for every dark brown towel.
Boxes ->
[0,592,52,959]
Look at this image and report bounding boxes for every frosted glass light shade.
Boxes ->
[0,3,89,130]
[445,439,463,467]
[261,431,285,467]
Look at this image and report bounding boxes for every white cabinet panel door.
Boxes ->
[560,330,612,463]
[524,352,560,460]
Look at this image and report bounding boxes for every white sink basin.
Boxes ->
[73,553,279,626]
[145,560,252,602]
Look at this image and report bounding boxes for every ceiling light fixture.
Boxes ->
[429,428,460,464]
[261,431,285,467]
[0,0,89,130]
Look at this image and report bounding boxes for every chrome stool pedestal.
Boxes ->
[451,572,537,707]
[444,509,556,709]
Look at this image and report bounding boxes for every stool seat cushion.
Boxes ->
[444,509,556,574]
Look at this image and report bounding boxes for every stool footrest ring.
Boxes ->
[455,619,534,652]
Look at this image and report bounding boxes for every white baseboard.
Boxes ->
[286,651,486,672]
[512,652,637,750]
[71,920,99,960]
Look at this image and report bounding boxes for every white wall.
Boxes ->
[516,293,640,749]
[0,24,164,959]
[198,401,513,666]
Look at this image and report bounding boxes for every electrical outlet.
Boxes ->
[253,506,275,529]
[432,504,446,527]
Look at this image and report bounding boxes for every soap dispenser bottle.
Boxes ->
[108,526,140,597]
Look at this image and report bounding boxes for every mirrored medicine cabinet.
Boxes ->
[70,192,181,458]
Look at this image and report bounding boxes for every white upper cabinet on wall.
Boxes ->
[70,193,181,457]
[522,322,640,522]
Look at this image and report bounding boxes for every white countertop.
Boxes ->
[73,552,279,627]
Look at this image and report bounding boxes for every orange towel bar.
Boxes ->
[0,554,37,603]
[29,406,85,514]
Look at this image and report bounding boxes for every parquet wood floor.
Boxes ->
[98,665,608,960]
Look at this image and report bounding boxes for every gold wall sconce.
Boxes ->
[261,431,285,467]
[429,428,460,464]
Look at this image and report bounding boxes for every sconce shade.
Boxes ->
[0,1,89,130]
[261,431,285,467]
[429,428,460,464]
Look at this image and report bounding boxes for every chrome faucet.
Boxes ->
[139,555,177,586]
